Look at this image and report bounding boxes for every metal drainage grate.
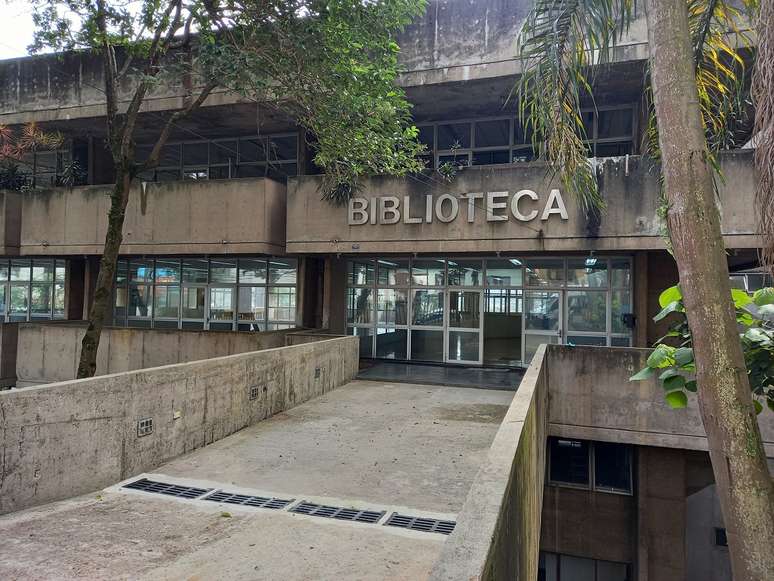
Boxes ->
[290,501,385,524]
[123,478,211,499]
[203,491,294,510]
[384,513,456,535]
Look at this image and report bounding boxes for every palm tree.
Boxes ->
[517,0,774,578]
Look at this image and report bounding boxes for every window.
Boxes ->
[548,437,633,494]
[539,553,630,581]
[0,258,67,321]
[17,146,76,188]
[137,134,298,182]
[112,257,297,331]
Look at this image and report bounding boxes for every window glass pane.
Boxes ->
[594,441,632,492]
[612,290,632,334]
[32,260,54,282]
[611,259,631,287]
[597,560,629,581]
[183,169,208,180]
[154,259,180,283]
[347,287,373,324]
[486,259,523,287]
[239,137,267,163]
[512,147,536,163]
[159,144,180,166]
[183,259,209,283]
[438,153,469,167]
[268,286,296,322]
[449,290,480,328]
[129,284,153,317]
[348,326,374,358]
[524,333,560,364]
[10,259,31,281]
[55,260,66,282]
[209,287,235,322]
[447,260,483,286]
[115,260,128,285]
[560,555,595,581]
[377,259,410,286]
[581,110,595,139]
[525,260,564,286]
[156,168,180,181]
[182,142,209,165]
[267,136,297,161]
[239,259,267,284]
[567,290,607,333]
[376,328,408,359]
[448,331,480,361]
[410,329,444,362]
[539,552,558,581]
[471,150,510,165]
[598,109,633,138]
[0,285,6,315]
[438,122,471,150]
[567,335,607,346]
[9,285,29,319]
[210,140,237,165]
[475,119,510,147]
[411,289,444,326]
[130,260,154,283]
[525,291,560,331]
[209,166,231,180]
[154,286,180,319]
[484,289,522,366]
[31,284,52,316]
[347,259,375,286]
[549,438,590,486]
[411,259,445,286]
[611,336,631,347]
[417,125,434,149]
[269,258,297,285]
[210,259,237,283]
[514,120,533,145]
[267,163,297,179]
[182,287,205,319]
[114,286,128,323]
[595,142,633,157]
[0,261,8,281]
[567,258,608,287]
[376,289,407,325]
[238,286,266,327]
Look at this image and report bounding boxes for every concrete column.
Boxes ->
[0,323,18,389]
[66,259,86,320]
[322,255,347,334]
[634,252,648,347]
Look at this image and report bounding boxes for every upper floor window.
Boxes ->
[540,552,630,581]
[136,134,298,182]
[548,437,633,494]
[17,147,73,188]
[416,105,636,170]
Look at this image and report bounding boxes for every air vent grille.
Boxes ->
[122,478,210,499]
[384,512,456,535]
[203,491,294,510]
[290,501,385,523]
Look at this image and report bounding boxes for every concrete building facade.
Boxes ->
[0,1,768,580]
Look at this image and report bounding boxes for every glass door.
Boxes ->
[523,290,563,364]
[446,289,483,364]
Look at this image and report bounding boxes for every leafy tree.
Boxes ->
[518,0,774,577]
[28,0,427,378]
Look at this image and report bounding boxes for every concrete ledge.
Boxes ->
[0,335,359,515]
[429,344,548,580]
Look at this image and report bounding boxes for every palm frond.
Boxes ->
[516,0,634,215]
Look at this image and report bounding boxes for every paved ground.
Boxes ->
[0,380,513,581]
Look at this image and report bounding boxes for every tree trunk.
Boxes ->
[645,0,774,578]
[76,169,132,378]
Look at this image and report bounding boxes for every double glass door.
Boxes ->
[524,290,563,363]
[447,290,482,364]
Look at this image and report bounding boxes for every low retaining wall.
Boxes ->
[15,323,304,385]
[547,345,774,455]
[429,344,548,580]
[0,336,359,515]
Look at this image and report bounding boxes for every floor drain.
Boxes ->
[203,491,294,509]
[289,501,385,524]
[384,512,456,535]
[122,478,211,499]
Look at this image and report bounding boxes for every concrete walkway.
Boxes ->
[0,380,513,580]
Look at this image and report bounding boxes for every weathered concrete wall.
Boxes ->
[429,344,548,580]
[284,330,343,346]
[19,177,286,256]
[547,345,774,455]
[287,151,757,254]
[15,323,302,384]
[0,335,359,515]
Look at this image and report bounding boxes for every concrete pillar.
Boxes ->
[322,255,347,334]
[0,323,18,389]
[66,259,86,320]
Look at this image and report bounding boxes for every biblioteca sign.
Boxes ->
[347,190,569,226]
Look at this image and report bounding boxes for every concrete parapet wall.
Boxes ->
[0,335,359,515]
[429,344,548,580]
[547,345,774,455]
[284,330,344,346]
[16,323,302,384]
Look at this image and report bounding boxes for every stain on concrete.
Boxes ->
[435,404,509,423]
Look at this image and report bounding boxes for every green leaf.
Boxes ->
[630,366,655,381]
[665,391,688,409]
[753,400,763,415]
[663,374,686,391]
[674,347,694,367]
[731,288,753,308]
[685,380,698,392]
[744,328,769,343]
[659,368,681,380]
[647,345,675,368]
[654,301,683,322]
[658,285,682,308]
[753,288,774,306]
